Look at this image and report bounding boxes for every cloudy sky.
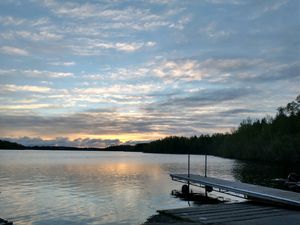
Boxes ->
[0,0,299,148]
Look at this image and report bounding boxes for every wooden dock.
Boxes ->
[157,202,300,225]
[171,174,300,208]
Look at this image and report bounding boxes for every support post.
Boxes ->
[205,154,207,177]
[188,153,190,191]
[188,153,190,178]
[205,154,208,196]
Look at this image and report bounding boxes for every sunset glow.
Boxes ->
[0,0,299,147]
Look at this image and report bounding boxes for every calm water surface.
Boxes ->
[0,150,298,225]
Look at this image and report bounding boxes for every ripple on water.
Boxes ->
[1,150,292,225]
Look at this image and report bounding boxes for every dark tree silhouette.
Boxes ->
[133,95,300,164]
[1,95,299,164]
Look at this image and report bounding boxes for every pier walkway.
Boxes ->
[170,174,300,208]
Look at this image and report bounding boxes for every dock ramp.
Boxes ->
[171,174,300,208]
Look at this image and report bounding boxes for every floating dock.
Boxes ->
[157,202,300,225]
[171,174,300,208]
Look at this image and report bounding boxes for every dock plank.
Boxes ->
[159,202,300,224]
[177,206,280,217]
[171,174,300,208]
[168,205,274,216]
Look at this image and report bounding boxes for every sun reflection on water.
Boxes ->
[0,151,238,225]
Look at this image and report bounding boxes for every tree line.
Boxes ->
[133,95,300,164]
[1,95,299,164]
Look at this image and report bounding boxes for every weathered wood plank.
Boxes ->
[171,205,275,216]
[177,206,281,218]
[186,208,283,220]
[158,202,253,214]
[159,202,300,224]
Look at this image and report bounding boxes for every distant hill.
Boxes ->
[29,145,104,151]
[0,140,25,149]
[0,140,105,151]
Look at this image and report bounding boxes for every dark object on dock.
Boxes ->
[273,173,300,192]
[172,184,225,204]
[181,184,189,195]
[288,173,300,182]
[171,174,300,208]
[0,218,13,225]
[156,202,300,225]
[204,185,213,193]
[171,189,224,204]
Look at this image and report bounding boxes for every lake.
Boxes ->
[0,150,298,225]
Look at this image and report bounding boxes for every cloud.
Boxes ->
[0,111,155,138]
[0,16,24,25]
[199,22,234,40]
[205,0,244,4]
[0,0,298,143]
[24,70,74,78]
[168,15,192,30]
[0,16,49,27]
[0,69,73,78]
[0,46,29,56]
[40,0,186,32]
[1,31,63,41]
[263,0,289,13]
[0,103,52,110]
[99,42,143,52]
[199,58,262,71]
[15,30,63,41]
[116,41,156,52]
[1,84,52,93]
[49,61,76,66]
[218,108,258,116]
[70,84,157,105]
[154,58,298,85]
[248,62,300,82]
[43,1,159,21]
[84,56,296,86]
[249,0,289,19]
[69,40,156,55]
[0,1,184,59]
[0,85,289,142]
[3,136,121,148]
[99,57,268,84]
[152,59,206,81]
[146,87,255,112]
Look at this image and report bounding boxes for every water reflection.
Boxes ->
[0,150,293,225]
[0,151,190,225]
[233,160,300,187]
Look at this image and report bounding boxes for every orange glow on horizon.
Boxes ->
[4,128,233,145]
[69,132,167,143]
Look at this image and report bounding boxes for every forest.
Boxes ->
[1,96,299,164]
[134,95,300,164]
[0,140,24,149]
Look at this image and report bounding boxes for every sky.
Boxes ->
[0,0,299,148]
